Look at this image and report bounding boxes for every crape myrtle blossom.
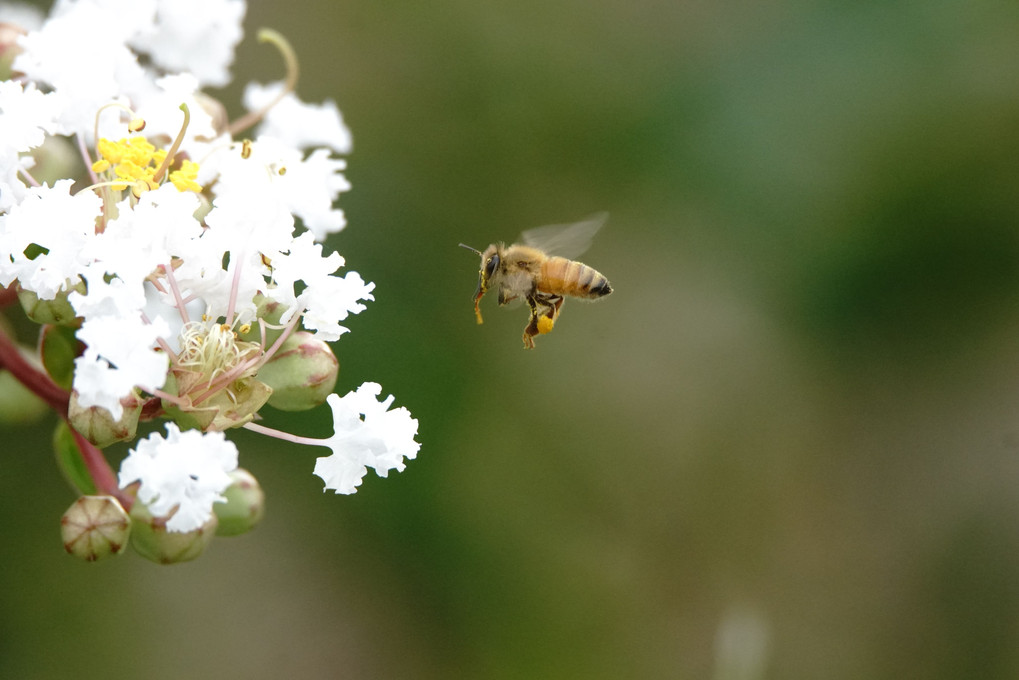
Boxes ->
[243,81,353,155]
[0,179,101,297]
[314,384,422,494]
[118,423,238,533]
[14,0,244,138]
[0,0,419,556]
[0,80,63,211]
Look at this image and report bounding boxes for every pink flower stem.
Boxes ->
[243,421,326,448]
[162,265,191,325]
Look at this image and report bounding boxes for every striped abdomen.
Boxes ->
[538,256,613,299]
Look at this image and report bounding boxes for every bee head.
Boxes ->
[459,242,501,324]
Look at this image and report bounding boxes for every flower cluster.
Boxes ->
[1,0,419,562]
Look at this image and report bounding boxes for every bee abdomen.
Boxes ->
[540,257,613,299]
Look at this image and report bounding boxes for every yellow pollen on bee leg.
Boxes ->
[536,315,555,335]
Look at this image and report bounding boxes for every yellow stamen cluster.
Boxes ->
[92,136,164,190]
[169,159,202,193]
[92,136,203,195]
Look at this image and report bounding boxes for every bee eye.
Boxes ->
[484,254,500,278]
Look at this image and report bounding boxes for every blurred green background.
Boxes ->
[4,0,1019,678]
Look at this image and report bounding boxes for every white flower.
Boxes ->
[0,179,102,297]
[3,0,421,508]
[298,271,375,341]
[13,0,243,140]
[0,80,64,158]
[197,137,360,325]
[0,80,66,211]
[73,313,170,419]
[202,140,298,255]
[264,230,374,341]
[119,423,238,532]
[244,81,353,154]
[314,383,420,494]
[80,184,204,294]
[130,0,245,88]
[205,136,350,242]
[14,0,152,137]
[275,147,351,240]
[262,230,341,316]
[126,74,219,154]
[68,265,148,320]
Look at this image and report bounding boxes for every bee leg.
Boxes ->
[522,296,542,349]
[532,293,562,313]
[543,295,563,320]
[522,316,540,349]
[524,296,560,348]
[532,294,563,326]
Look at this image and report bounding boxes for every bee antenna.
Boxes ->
[458,243,482,256]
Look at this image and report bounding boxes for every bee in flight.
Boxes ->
[459,212,613,349]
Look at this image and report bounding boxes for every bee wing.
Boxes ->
[520,212,608,260]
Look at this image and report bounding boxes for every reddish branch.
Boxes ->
[0,326,69,413]
[0,326,128,505]
[68,426,133,507]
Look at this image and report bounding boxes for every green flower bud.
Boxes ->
[61,496,131,562]
[236,293,287,347]
[68,390,141,448]
[18,283,83,325]
[214,468,266,536]
[129,502,218,565]
[258,331,338,412]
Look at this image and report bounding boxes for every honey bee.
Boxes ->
[459,213,613,349]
